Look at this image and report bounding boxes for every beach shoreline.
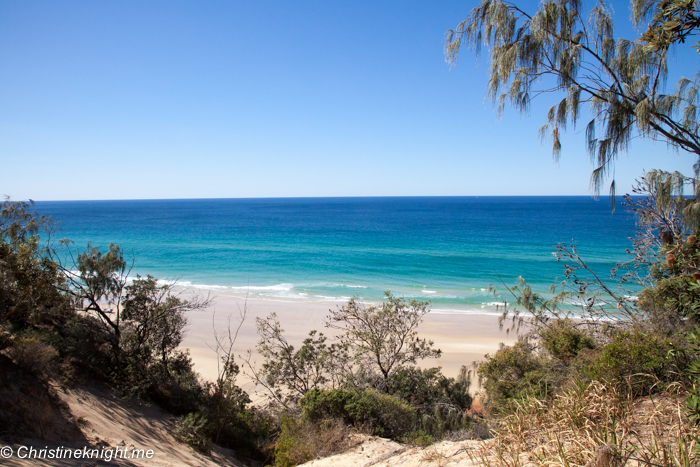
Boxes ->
[180,293,520,392]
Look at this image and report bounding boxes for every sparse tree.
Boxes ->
[0,198,70,325]
[65,243,129,350]
[244,312,349,407]
[121,275,204,374]
[446,0,700,198]
[325,292,441,391]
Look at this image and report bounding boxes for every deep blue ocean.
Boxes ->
[34,197,638,315]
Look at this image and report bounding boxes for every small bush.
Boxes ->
[301,388,417,439]
[477,340,558,414]
[540,319,595,363]
[401,429,435,446]
[386,365,472,411]
[572,327,682,395]
[419,404,472,439]
[274,417,315,467]
[5,337,58,379]
[174,412,211,453]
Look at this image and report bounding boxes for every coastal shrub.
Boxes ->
[274,417,315,467]
[685,328,700,425]
[419,404,473,439]
[539,319,595,364]
[401,429,435,446]
[253,314,350,406]
[174,412,211,453]
[386,365,472,411]
[477,340,558,414]
[5,337,58,379]
[145,350,204,415]
[301,388,417,439]
[572,327,683,396]
[200,362,252,447]
[0,241,72,327]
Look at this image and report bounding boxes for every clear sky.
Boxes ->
[0,0,697,201]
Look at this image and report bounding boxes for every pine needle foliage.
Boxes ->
[446,0,700,197]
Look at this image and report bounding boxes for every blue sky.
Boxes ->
[0,0,697,200]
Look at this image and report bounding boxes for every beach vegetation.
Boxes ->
[467,380,699,467]
[573,326,685,394]
[477,339,559,414]
[246,312,350,407]
[244,293,480,465]
[0,197,267,462]
[301,388,418,439]
[446,0,700,199]
[0,199,72,327]
[273,416,361,467]
[639,0,700,52]
[174,411,211,453]
[325,292,442,391]
[444,2,700,452]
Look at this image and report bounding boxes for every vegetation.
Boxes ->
[0,198,484,465]
[444,0,700,465]
[243,292,480,463]
[446,0,700,198]
[4,1,700,465]
[468,381,699,467]
[0,198,265,461]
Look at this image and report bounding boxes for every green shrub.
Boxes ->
[572,327,682,395]
[386,365,472,411]
[301,388,417,439]
[686,328,700,425]
[174,412,211,453]
[477,340,558,414]
[401,429,435,446]
[419,404,472,439]
[301,388,354,421]
[274,417,316,467]
[540,319,595,364]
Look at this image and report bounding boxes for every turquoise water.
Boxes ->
[34,197,638,314]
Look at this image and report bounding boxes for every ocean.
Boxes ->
[34,196,639,315]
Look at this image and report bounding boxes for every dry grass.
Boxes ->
[468,381,699,467]
[420,445,450,467]
[312,418,366,459]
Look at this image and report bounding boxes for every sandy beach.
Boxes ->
[180,294,520,394]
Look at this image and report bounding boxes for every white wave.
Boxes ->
[315,283,368,289]
[188,283,229,290]
[431,307,504,316]
[226,283,294,292]
[421,290,437,294]
[314,295,352,302]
